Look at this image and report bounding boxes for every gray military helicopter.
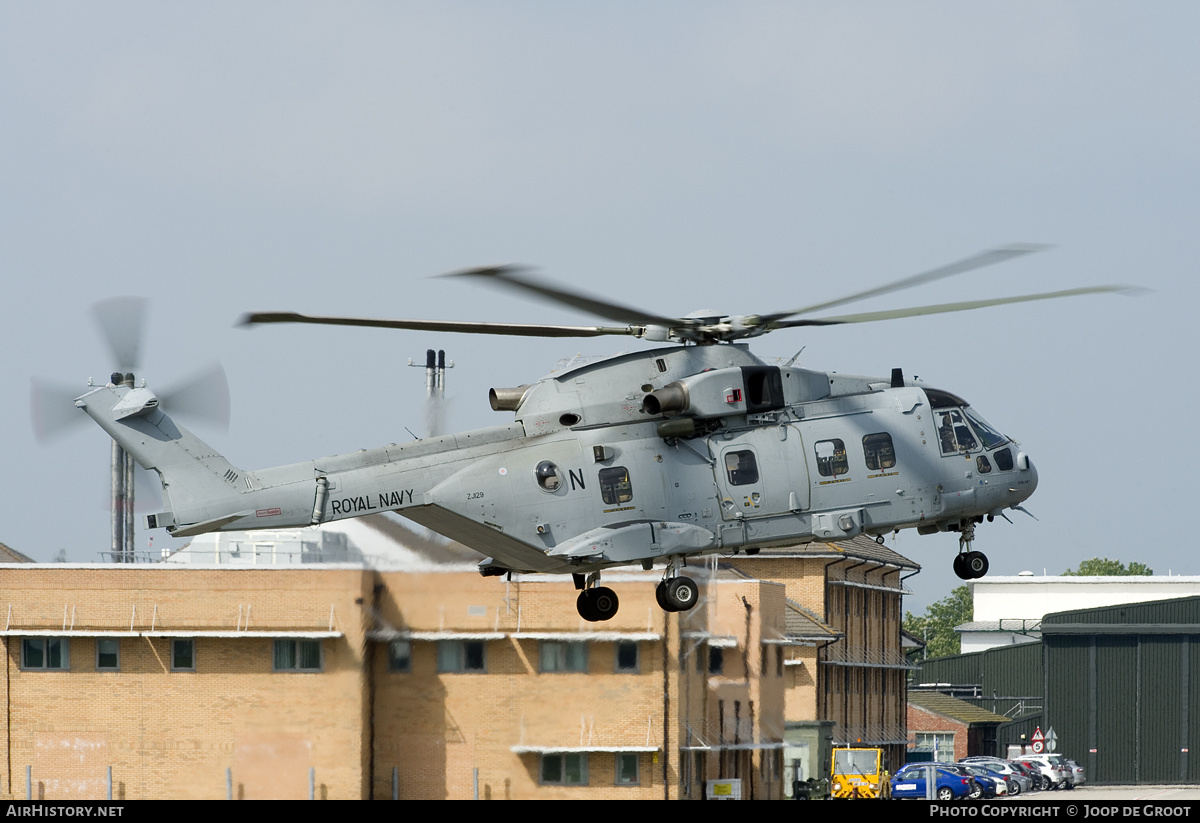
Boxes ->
[71,245,1125,621]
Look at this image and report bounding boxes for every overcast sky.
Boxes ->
[2,3,1194,612]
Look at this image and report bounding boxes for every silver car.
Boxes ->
[961,757,1031,795]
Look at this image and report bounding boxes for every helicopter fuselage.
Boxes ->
[78,343,1036,580]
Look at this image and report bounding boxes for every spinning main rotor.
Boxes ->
[241,244,1129,343]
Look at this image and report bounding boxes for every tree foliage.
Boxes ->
[903,585,972,660]
[1063,557,1153,576]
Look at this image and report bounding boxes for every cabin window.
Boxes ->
[535,460,563,492]
[814,439,849,477]
[977,455,992,474]
[599,466,633,504]
[936,409,979,455]
[724,450,759,486]
[862,432,896,470]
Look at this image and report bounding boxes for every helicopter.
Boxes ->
[70,245,1127,622]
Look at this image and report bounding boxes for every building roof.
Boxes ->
[784,599,842,643]
[907,690,1011,725]
[0,541,35,563]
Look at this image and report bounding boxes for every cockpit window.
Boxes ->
[963,407,1010,450]
[815,439,849,477]
[937,410,979,455]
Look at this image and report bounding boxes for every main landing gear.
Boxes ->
[952,521,990,580]
[574,572,620,622]
[573,558,702,622]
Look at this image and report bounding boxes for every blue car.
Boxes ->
[890,764,975,800]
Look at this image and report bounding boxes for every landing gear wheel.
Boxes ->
[577,587,620,622]
[577,589,598,621]
[655,580,675,612]
[590,586,619,621]
[965,550,989,579]
[663,576,699,612]
[953,553,971,580]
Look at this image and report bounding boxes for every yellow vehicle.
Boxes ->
[830,748,885,799]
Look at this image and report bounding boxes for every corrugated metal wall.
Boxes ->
[910,596,1200,784]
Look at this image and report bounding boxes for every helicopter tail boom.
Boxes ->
[75,382,288,536]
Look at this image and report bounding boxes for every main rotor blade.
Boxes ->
[239,311,637,339]
[764,243,1053,323]
[774,285,1133,328]
[440,265,685,328]
[91,296,148,373]
[159,363,231,432]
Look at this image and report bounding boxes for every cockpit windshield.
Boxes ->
[926,388,1011,456]
[962,407,1009,450]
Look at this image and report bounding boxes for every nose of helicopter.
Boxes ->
[1012,450,1038,504]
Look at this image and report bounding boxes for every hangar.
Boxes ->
[914,595,1200,784]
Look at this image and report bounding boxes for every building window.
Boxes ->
[21,638,69,670]
[437,640,486,673]
[96,638,119,671]
[171,639,195,672]
[616,753,640,785]
[540,753,588,785]
[615,641,639,673]
[708,646,724,675]
[914,732,955,763]
[540,641,588,673]
[388,640,412,673]
[273,639,323,672]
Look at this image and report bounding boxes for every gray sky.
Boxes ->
[2,3,1194,612]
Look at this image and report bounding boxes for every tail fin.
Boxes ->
[76,382,250,532]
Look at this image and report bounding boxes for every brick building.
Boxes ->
[728,536,919,777]
[1,562,790,800]
[905,690,1010,763]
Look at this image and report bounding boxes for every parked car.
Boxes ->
[1019,755,1072,790]
[891,764,977,800]
[961,756,1031,795]
[1064,759,1086,787]
[1008,760,1043,791]
[957,763,1010,797]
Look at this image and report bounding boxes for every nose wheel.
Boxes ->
[953,550,989,580]
[952,522,989,580]
[656,557,700,613]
